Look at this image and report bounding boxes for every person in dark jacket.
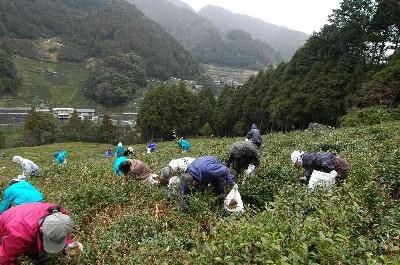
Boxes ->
[179,156,238,203]
[291,150,350,183]
[246,124,262,148]
[226,141,260,174]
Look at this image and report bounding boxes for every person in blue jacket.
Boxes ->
[291,150,350,184]
[113,156,128,176]
[179,156,238,206]
[0,178,44,214]
[246,124,262,148]
[55,151,67,165]
[105,148,112,159]
[115,142,124,158]
[147,140,156,153]
[177,138,191,152]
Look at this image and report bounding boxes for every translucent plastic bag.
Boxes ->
[224,188,244,213]
[167,176,181,197]
[309,170,337,190]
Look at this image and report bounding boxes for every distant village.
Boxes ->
[0,107,137,127]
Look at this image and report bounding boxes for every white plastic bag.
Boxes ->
[147,148,151,154]
[224,188,244,213]
[167,176,181,197]
[245,164,255,176]
[308,170,337,190]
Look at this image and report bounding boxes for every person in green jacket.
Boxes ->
[0,177,44,214]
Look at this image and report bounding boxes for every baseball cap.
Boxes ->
[42,212,73,253]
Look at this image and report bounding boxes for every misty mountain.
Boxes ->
[128,0,283,69]
[199,5,309,60]
[165,0,195,11]
[0,0,201,79]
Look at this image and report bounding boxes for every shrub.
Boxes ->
[340,106,400,127]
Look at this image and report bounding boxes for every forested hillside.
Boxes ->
[208,0,400,135]
[0,48,18,95]
[129,0,283,69]
[136,0,400,139]
[0,0,201,80]
[199,5,309,60]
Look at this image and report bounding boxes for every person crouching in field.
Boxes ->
[291,150,350,184]
[226,141,260,175]
[12,156,40,178]
[118,159,160,185]
[179,156,238,211]
[246,124,262,148]
[0,177,44,214]
[115,142,124,158]
[177,138,191,152]
[160,157,196,184]
[123,147,135,158]
[55,151,67,165]
[0,203,84,264]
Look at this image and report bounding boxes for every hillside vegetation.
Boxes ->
[0,122,399,264]
[209,0,400,136]
[199,5,309,61]
[129,0,283,69]
[0,0,201,80]
[0,57,91,108]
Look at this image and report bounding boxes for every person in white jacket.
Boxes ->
[159,157,196,197]
[12,156,40,178]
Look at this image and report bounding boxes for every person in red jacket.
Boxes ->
[0,202,83,265]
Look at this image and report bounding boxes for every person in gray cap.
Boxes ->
[160,157,196,184]
[0,203,83,264]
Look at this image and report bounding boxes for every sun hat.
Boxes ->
[291,150,304,165]
[12,156,23,163]
[42,212,73,253]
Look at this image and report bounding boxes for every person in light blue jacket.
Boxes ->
[177,138,191,152]
[0,178,44,214]
[55,151,67,165]
[113,156,128,176]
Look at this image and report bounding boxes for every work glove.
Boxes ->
[64,242,84,255]
[233,184,238,190]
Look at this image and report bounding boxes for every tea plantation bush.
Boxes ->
[0,124,399,264]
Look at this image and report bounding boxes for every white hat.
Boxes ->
[12,156,23,163]
[128,147,133,152]
[118,142,123,147]
[291,150,304,165]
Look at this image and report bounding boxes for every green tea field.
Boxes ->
[0,122,399,264]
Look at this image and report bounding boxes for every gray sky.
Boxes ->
[181,0,343,34]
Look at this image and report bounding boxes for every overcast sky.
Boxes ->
[181,0,343,34]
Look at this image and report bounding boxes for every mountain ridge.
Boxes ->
[199,5,309,60]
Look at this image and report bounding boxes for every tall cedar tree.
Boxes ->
[98,114,115,143]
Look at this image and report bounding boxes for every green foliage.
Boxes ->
[196,29,283,70]
[360,49,400,106]
[83,53,147,106]
[1,121,400,264]
[0,0,201,80]
[340,106,400,127]
[136,83,199,141]
[200,123,212,136]
[23,108,59,146]
[0,130,5,148]
[59,111,81,142]
[98,113,115,143]
[211,0,400,136]
[129,0,283,70]
[0,48,18,95]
